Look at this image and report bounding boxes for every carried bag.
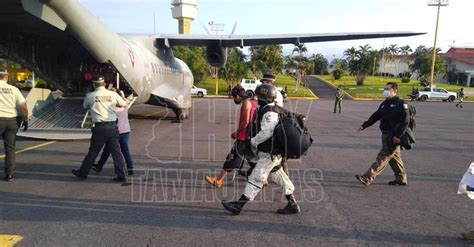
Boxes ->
[273,107,313,159]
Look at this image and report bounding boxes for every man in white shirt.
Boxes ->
[0,68,28,181]
[72,75,128,182]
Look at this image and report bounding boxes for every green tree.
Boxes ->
[219,48,249,86]
[344,44,378,85]
[284,55,297,75]
[172,47,209,83]
[311,53,328,75]
[399,45,413,78]
[409,45,445,85]
[249,45,283,76]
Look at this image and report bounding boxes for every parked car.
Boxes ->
[240,78,284,98]
[417,86,457,102]
[191,85,207,97]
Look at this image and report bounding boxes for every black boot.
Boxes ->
[277,194,300,215]
[222,195,249,215]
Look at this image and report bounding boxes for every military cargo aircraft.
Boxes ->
[0,0,424,139]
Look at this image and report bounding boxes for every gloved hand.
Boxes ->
[20,121,28,132]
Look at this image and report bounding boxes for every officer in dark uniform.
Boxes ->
[72,75,128,182]
[0,67,28,181]
[355,82,410,186]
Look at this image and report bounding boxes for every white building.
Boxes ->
[440,47,474,87]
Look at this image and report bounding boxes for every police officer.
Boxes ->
[334,87,343,113]
[355,82,410,186]
[0,67,28,181]
[222,84,300,215]
[72,75,128,182]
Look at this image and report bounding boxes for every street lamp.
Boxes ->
[208,21,224,95]
[427,0,449,88]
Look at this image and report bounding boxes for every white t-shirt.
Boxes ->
[0,80,26,118]
[83,87,127,123]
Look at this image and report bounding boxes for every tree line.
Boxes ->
[173,43,445,86]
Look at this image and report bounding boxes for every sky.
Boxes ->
[79,0,474,60]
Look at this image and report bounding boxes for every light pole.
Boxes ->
[208,21,224,95]
[428,0,449,88]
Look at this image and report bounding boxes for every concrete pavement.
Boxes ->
[0,98,473,246]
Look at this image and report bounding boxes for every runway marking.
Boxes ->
[144,109,168,117]
[0,109,165,157]
[0,141,57,158]
[0,235,23,247]
[130,109,168,122]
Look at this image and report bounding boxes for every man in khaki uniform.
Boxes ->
[72,75,128,182]
[0,67,28,181]
[355,82,410,186]
[334,87,343,113]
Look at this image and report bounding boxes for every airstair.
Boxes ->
[17,88,92,140]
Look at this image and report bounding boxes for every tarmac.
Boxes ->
[0,98,473,246]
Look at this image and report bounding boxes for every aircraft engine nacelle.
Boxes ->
[206,45,227,68]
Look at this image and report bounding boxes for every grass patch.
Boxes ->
[197,75,315,98]
[319,75,473,100]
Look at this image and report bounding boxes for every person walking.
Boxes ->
[334,87,344,113]
[204,86,257,187]
[72,75,128,182]
[355,82,410,186]
[222,84,300,215]
[260,73,289,175]
[456,88,464,108]
[92,87,134,176]
[0,67,28,181]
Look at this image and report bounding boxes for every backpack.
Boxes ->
[272,106,313,159]
[249,105,313,159]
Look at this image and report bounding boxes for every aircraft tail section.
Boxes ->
[21,0,67,31]
[23,0,143,99]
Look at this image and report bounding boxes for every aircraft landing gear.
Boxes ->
[173,108,189,121]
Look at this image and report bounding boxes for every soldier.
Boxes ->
[0,67,28,181]
[261,73,283,107]
[222,84,300,215]
[72,75,128,182]
[355,82,410,186]
[260,73,289,175]
[456,88,464,108]
[334,87,343,113]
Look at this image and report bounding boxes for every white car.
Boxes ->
[191,85,207,97]
[417,86,457,102]
[240,78,284,97]
[240,78,262,97]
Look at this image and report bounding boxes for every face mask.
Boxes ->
[258,99,268,106]
[233,99,241,105]
[383,90,392,98]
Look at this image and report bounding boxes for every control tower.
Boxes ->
[171,0,197,34]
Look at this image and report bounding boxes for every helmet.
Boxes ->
[255,84,277,104]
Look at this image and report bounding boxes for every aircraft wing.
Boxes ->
[155,32,426,48]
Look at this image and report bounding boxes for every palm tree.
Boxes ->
[399,45,413,78]
[292,43,308,91]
